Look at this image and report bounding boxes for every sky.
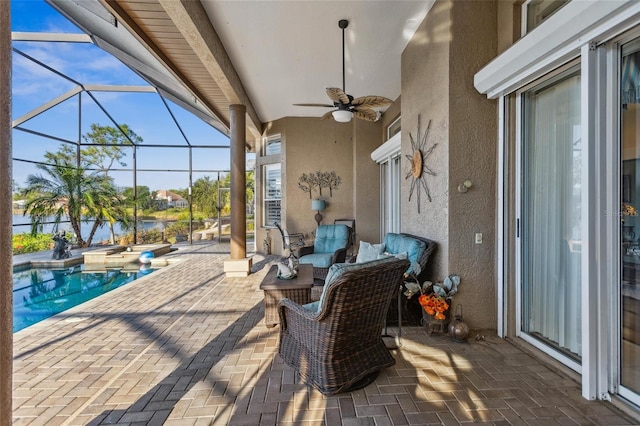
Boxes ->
[11,0,243,192]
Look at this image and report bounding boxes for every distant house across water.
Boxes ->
[155,190,188,209]
[12,200,26,212]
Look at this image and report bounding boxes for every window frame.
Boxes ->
[371,131,402,236]
[521,0,570,37]
[262,162,281,227]
[386,116,401,141]
[263,134,282,156]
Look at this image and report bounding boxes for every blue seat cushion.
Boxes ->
[383,233,427,276]
[298,253,334,269]
[306,256,400,313]
[302,301,320,312]
[313,224,349,253]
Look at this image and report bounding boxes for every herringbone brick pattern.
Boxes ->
[12,242,638,425]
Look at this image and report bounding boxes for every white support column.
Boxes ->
[497,95,506,338]
[224,104,252,277]
[0,1,12,423]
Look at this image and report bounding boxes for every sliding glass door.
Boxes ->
[620,36,640,397]
[520,65,582,360]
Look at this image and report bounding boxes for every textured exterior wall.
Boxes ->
[448,0,498,330]
[401,0,452,280]
[284,118,354,237]
[353,119,383,244]
[255,117,380,256]
[497,0,520,54]
[401,0,498,329]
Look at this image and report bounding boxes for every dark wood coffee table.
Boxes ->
[259,263,314,328]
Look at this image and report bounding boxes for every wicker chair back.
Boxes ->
[278,258,410,395]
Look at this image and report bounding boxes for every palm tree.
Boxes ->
[22,157,126,247]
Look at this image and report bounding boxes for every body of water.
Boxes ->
[12,264,156,332]
[12,214,163,243]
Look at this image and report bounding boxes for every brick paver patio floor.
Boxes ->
[11,242,638,425]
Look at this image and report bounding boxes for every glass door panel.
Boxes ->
[521,66,582,359]
[621,37,640,395]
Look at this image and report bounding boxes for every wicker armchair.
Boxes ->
[387,233,437,325]
[298,224,349,281]
[277,257,410,395]
[400,233,437,283]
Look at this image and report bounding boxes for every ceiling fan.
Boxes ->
[294,19,393,123]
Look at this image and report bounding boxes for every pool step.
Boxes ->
[83,244,173,265]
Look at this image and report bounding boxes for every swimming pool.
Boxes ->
[13,264,155,332]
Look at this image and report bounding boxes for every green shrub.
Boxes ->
[117,228,163,245]
[137,229,163,244]
[164,221,190,238]
[12,232,53,255]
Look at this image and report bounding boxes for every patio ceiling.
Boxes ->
[47,0,434,151]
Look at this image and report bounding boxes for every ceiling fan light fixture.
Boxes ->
[332,110,353,122]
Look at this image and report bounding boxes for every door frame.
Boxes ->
[610,29,640,407]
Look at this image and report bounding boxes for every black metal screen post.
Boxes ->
[189,147,193,245]
[0,1,11,420]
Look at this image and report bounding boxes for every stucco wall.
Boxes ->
[401,0,452,280]
[353,119,383,245]
[401,0,498,329]
[497,0,520,54]
[255,116,381,256]
[448,0,498,329]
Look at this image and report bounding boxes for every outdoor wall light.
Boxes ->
[457,179,473,193]
[332,110,353,122]
[312,199,326,226]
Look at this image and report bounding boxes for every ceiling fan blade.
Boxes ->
[351,95,393,109]
[320,110,335,121]
[353,109,378,122]
[293,103,335,107]
[326,87,350,105]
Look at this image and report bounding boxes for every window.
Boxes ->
[263,134,281,156]
[522,0,569,36]
[371,131,402,235]
[387,116,401,140]
[263,163,281,226]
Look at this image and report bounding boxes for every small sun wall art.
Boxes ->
[406,116,437,214]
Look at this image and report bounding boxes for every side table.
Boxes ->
[259,264,314,328]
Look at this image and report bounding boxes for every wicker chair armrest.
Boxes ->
[278,297,320,330]
[331,247,348,264]
[298,245,315,257]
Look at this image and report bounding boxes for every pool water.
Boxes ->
[13,264,155,332]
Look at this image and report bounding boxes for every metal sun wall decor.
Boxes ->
[406,116,437,213]
[298,171,342,198]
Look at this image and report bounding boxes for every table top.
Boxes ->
[259,263,314,290]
